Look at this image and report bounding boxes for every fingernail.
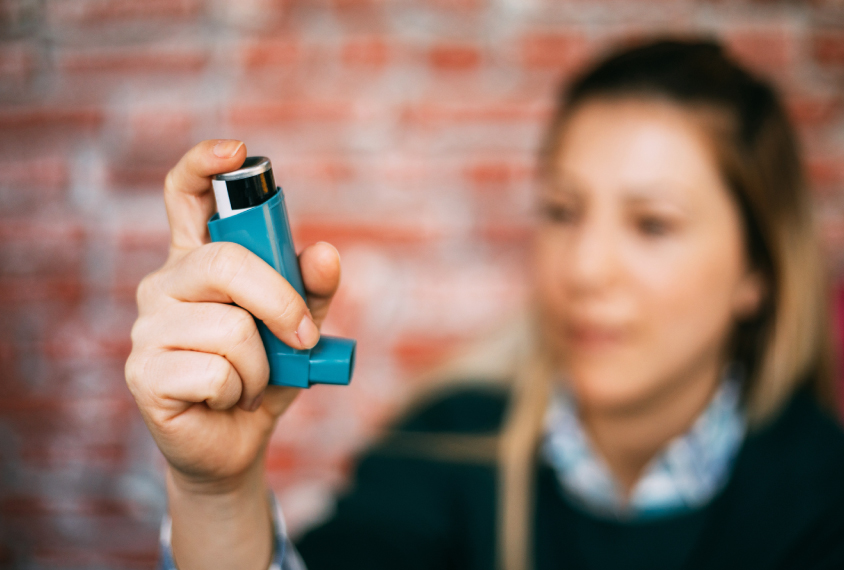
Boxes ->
[296,314,320,349]
[213,140,244,158]
[248,392,264,412]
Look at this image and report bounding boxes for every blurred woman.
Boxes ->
[125,39,844,570]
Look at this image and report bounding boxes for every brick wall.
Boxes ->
[1,0,843,567]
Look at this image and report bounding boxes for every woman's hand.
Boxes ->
[124,140,341,570]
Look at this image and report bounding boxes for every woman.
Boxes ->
[125,39,844,570]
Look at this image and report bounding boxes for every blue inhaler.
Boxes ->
[208,156,355,388]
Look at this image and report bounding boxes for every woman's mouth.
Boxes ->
[564,322,629,351]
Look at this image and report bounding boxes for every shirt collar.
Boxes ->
[541,370,747,520]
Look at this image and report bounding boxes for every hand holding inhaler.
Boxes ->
[125,140,350,569]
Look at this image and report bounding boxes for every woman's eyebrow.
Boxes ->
[622,185,692,210]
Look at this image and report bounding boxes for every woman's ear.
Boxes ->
[733,268,767,320]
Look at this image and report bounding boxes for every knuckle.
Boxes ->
[129,303,170,351]
[135,273,153,307]
[136,271,164,309]
[129,317,146,348]
[204,355,234,398]
[224,308,258,352]
[202,242,250,288]
[124,351,150,398]
[124,353,139,389]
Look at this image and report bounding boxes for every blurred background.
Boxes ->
[0,0,843,567]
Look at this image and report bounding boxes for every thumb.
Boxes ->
[164,139,248,261]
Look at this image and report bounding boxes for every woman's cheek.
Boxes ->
[635,248,739,386]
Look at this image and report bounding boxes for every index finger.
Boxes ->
[162,241,321,351]
[164,139,248,260]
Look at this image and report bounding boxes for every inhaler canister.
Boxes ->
[207,156,356,388]
[211,156,277,220]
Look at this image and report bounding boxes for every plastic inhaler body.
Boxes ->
[208,157,355,388]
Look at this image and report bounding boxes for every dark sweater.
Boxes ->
[296,386,844,570]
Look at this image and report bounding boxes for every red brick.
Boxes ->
[0,220,87,305]
[0,106,104,130]
[104,111,195,193]
[20,443,129,470]
[464,158,534,186]
[46,0,203,24]
[112,244,168,298]
[1,351,131,398]
[330,0,384,10]
[106,162,170,191]
[520,31,592,71]
[0,395,132,416]
[0,398,135,466]
[216,0,293,29]
[59,307,136,353]
[10,515,158,564]
[0,338,13,361]
[57,46,209,74]
[426,0,482,9]
[265,446,305,472]
[41,329,133,361]
[807,155,844,188]
[812,29,844,68]
[476,221,533,244]
[0,1,27,27]
[820,213,844,275]
[116,229,169,250]
[0,278,84,304]
[241,38,300,68]
[277,156,357,185]
[126,109,194,158]
[465,158,536,224]
[0,41,37,81]
[293,220,444,246]
[402,100,551,126]
[0,221,86,279]
[0,219,85,244]
[0,156,69,191]
[31,548,157,569]
[724,26,796,74]
[391,334,467,374]
[0,409,135,459]
[786,92,843,127]
[229,101,359,125]
[0,496,131,517]
[428,43,482,71]
[342,37,391,67]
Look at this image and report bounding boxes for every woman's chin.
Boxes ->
[564,364,658,415]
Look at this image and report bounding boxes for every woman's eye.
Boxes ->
[541,203,578,224]
[637,216,671,236]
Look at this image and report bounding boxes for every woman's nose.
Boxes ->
[568,218,622,294]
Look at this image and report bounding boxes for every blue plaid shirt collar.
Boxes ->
[541,372,747,520]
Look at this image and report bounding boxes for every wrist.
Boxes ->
[167,460,274,570]
[168,457,265,499]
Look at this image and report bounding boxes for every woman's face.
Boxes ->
[534,98,764,413]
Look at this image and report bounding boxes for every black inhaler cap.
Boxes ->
[213,156,277,211]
